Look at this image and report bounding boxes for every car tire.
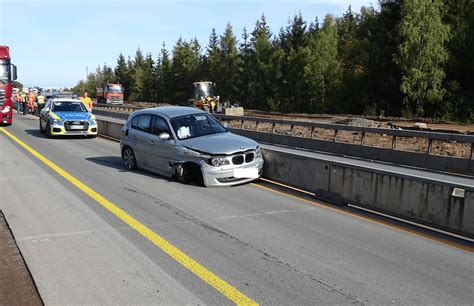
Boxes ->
[39,120,45,133]
[176,163,203,186]
[122,147,137,170]
[45,122,52,138]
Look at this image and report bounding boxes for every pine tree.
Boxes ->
[444,0,474,121]
[358,1,403,116]
[170,38,201,103]
[142,53,155,101]
[217,23,240,103]
[159,43,172,103]
[249,14,279,110]
[206,28,220,82]
[277,13,311,113]
[238,27,252,106]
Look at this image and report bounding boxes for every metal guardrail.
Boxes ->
[92,107,474,161]
[214,114,474,160]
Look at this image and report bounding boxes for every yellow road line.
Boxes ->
[259,177,314,196]
[0,127,257,305]
[251,182,474,253]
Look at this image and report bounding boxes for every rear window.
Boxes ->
[131,114,152,133]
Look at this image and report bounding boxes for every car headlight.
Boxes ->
[51,118,63,124]
[206,157,230,167]
[1,105,11,113]
[255,146,262,158]
[90,120,97,125]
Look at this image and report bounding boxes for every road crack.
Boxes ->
[121,184,368,304]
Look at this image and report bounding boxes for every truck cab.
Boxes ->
[0,45,17,125]
[96,84,124,105]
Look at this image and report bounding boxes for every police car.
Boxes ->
[39,99,98,138]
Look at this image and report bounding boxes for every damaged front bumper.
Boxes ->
[200,157,264,187]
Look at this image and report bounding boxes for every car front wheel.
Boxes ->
[39,120,45,133]
[45,122,52,138]
[122,147,137,170]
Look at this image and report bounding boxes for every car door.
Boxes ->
[146,115,176,175]
[128,114,153,168]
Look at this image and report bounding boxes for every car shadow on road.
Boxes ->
[86,156,178,184]
[24,129,94,140]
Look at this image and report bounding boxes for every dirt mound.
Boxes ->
[335,118,378,128]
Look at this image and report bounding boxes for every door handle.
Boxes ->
[148,140,155,145]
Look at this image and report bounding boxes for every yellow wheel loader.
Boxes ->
[190,81,222,113]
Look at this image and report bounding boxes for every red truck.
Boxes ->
[96,84,124,105]
[0,46,17,125]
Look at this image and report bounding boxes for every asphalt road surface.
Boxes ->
[1,113,473,305]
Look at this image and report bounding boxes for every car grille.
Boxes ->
[64,120,89,131]
[0,90,5,106]
[232,155,244,165]
[230,151,256,165]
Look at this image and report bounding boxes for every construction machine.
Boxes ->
[190,81,221,113]
[190,81,244,115]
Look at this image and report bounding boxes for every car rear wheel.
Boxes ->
[122,147,137,170]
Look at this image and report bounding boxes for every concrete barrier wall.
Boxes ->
[97,117,474,238]
[97,118,123,140]
[263,148,474,238]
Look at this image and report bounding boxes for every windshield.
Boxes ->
[52,102,87,112]
[0,64,10,82]
[170,113,226,140]
[106,85,123,93]
[194,83,214,99]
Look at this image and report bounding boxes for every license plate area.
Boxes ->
[234,167,258,179]
[69,125,84,130]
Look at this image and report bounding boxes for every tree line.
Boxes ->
[74,0,474,122]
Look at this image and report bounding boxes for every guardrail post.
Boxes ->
[334,129,338,142]
[471,143,474,160]
[256,121,259,132]
[240,120,244,129]
[310,127,314,139]
[290,125,294,136]
[427,139,433,155]
[272,123,276,134]
[392,136,397,150]
[361,132,366,145]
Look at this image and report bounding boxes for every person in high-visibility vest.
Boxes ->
[37,93,45,113]
[20,92,27,115]
[15,92,22,114]
[80,91,93,111]
[27,91,35,114]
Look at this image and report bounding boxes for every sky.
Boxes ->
[0,0,375,88]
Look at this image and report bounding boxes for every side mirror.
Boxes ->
[222,122,229,129]
[158,132,170,140]
[11,65,17,81]
[44,107,50,112]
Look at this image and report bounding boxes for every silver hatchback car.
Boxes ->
[120,107,264,187]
